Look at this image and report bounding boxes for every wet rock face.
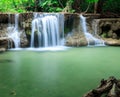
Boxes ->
[64,13,103,46]
[0,13,32,48]
[65,32,88,46]
[20,30,29,47]
[0,24,8,37]
[94,18,120,46]
[0,14,9,23]
[64,13,89,46]
[20,13,33,31]
[0,37,13,51]
[100,21,120,39]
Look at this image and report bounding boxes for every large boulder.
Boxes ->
[65,32,88,46]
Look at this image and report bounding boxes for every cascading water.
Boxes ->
[30,13,64,48]
[80,14,105,46]
[7,14,21,48]
[93,19,105,45]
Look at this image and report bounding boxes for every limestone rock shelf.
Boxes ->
[0,13,120,48]
[104,38,120,46]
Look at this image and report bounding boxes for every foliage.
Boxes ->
[39,0,63,12]
[102,0,120,13]
[0,0,74,13]
[80,0,94,13]
[39,0,74,12]
[0,0,34,13]
[86,0,98,3]
[0,0,119,14]
[0,0,14,12]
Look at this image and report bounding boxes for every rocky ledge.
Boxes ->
[65,33,120,46]
[104,38,120,46]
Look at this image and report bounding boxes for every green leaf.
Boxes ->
[56,7,62,12]
[86,0,98,3]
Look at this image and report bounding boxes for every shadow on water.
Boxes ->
[0,59,14,63]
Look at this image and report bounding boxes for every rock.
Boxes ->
[20,30,29,47]
[107,83,117,97]
[0,48,6,52]
[111,23,119,31]
[65,33,88,46]
[95,18,120,40]
[103,38,120,46]
[0,37,13,49]
[108,30,113,38]
[116,21,120,29]
[20,38,29,47]
[112,33,117,39]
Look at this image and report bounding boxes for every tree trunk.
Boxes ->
[94,2,98,14]
[34,0,39,12]
[72,0,84,13]
[97,0,105,13]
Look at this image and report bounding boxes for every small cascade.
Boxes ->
[80,14,105,46]
[93,19,105,45]
[7,14,21,48]
[30,13,64,48]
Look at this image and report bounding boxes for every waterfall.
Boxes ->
[30,13,64,48]
[93,19,105,46]
[80,14,105,46]
[7,14,21,48]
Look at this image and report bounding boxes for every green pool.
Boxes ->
[0,46,120,97]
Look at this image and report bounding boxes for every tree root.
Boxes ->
[83,76,120,97]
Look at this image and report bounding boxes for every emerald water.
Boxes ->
[0,47,120,97]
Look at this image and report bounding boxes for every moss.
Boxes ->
[25,30,31,35]
[101,32,108,38]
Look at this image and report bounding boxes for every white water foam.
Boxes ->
[30,13,64,48]
[7,14,21,48]
[80,14,105,46]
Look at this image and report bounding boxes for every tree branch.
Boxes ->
[58,0,64,8]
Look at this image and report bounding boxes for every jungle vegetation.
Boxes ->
[0,0,120,15]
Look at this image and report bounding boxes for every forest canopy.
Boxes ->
[0,0,120,14]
